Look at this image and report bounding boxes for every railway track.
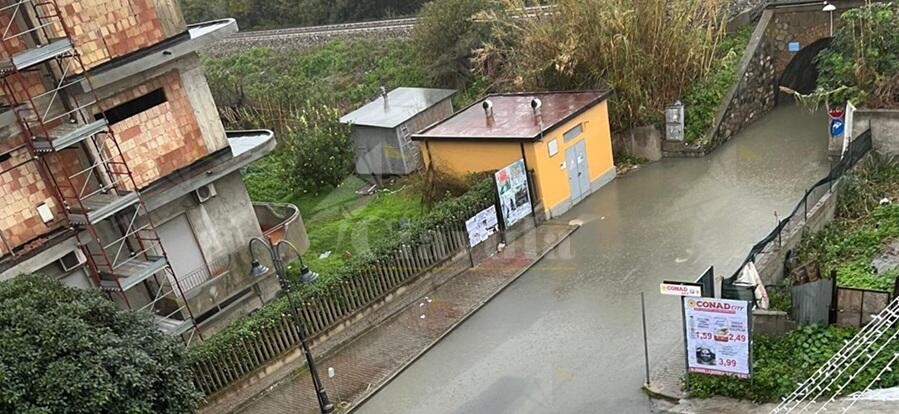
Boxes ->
[225,5,554,42]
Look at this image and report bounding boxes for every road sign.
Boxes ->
[831,118,845,138]
[660,281,703,297]
[829,107,845,120]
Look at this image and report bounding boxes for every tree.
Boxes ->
[0,275,200,413]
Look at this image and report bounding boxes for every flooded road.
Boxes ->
[356,103,830,413]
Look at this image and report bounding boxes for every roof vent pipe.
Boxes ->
[530,98,542,114]
[483,99,494,117]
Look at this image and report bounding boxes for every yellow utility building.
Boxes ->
[413,91,616,219]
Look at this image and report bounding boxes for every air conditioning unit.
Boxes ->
[59,249,87,272]
[194,183,217,203]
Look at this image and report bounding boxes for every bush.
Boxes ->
[179,0,430,29]
[0,275,199,413]
[689,324,899,402]
[283,105,355,194]
[688,325,855,402]
[798,154,899,290]
[816,2,899,107]
[682,28,752,145]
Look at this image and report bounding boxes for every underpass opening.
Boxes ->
[777,37,833,104]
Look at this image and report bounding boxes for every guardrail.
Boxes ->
[178,255,233,294]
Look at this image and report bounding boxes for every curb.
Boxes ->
[345,224,581,412]
[641,383,684,404]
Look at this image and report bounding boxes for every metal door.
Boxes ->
[575,140,590,199]
[566,145,582,202]
[157,215,208,292]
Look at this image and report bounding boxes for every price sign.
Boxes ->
[683,297,752,379]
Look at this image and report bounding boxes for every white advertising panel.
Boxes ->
[660,282,702,297]
[495,159,532,228]
[684,297,752,379]
[465,206,499,248]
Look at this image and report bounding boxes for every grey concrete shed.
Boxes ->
[340,87,456,176]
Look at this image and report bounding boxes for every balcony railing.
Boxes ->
[175,254,232,294]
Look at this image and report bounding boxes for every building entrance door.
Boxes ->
[566,140,590,204]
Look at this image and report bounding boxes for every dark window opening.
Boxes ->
[95,88,167,125]
[0,153,11,163]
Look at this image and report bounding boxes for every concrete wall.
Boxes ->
[613,125,663,162]
[752,181,839,286]
[853,110,899,156]
[421,140,522,176]
[526,101,616,216]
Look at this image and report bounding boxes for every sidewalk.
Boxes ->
[225,222,578,414]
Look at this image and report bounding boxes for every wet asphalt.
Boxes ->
[356,103,831,413]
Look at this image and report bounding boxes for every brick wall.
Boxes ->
[0,139,63,251]
[101,71,208,189]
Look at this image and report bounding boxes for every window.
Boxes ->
[563,123,584,142]
[96,88,167,125]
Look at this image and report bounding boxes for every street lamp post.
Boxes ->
[823,2,837,37]
[248,237,335,414]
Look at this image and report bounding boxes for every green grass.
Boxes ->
[298,179,425,276]
[682,27,752,145]
[798,154,899,291]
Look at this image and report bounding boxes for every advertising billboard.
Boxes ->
[495,159,532,228]
[683,297,752,379]
[465,206,499,248]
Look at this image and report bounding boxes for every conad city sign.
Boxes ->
[660,281,702,297]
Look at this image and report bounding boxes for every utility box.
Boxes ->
[666,100,685,142]
[340,87,456,176]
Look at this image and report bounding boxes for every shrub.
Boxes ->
[682,28,752,144]
[816,2,899,107]
[688,325,856,402]
[282,105,355,194]
[689,324,899,402]
[0,275,199,413]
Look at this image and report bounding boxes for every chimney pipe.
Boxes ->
[482,99,494,118]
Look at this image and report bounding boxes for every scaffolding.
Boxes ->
[0,0,200,342]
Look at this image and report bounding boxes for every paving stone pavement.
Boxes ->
[230,222,578,414]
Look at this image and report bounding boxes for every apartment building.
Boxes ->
[0,0,305,341]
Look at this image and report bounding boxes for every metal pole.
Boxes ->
[255,238,335,414]
[641,292,651,386]
[681,296,690,392]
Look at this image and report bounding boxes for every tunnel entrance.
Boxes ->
[778,37,833,104]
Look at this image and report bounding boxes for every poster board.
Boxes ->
[465,206,499,248]
[683,297,752,379]
[495,159,532,228]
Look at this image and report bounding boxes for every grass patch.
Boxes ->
[297,178,425,276]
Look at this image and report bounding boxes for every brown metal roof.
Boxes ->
[413,90,611,142]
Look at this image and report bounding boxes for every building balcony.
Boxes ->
[0,38,73,72]
[254,202,310,252]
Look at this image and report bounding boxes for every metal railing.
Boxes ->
[176,255,233,294]
[723,130,873,291]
